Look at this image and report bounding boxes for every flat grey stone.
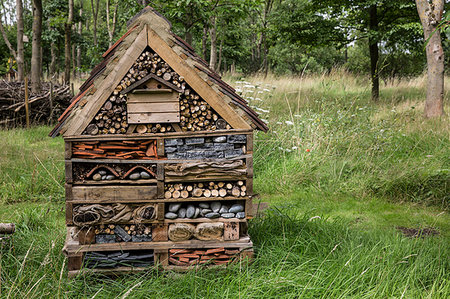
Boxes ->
[129,173,140,180]
[213,136,227,143]
[114,226,132,242]
[167,152,186,159]
[177,145,195,152]
[221,213,235,219]
[165,138,183,146]
[201,208,212,216]
[236,212,246,219]
[205,212,220,219]
[105,175,115,180]
[93,173,102,181]
[178,208,187,218]
[131,235,152,242]
[224,149,244,158]
[101,175,107,180]
[219,205,229,214]
[98,170,107,175]
[185,137,204,145]
[203,151,224,159]
[229,204,244,213]
[186,205,195,218]
[165,212,178,219]
[211,201,221,213]
[165,146,177,153]
[140,171,151,179]
[199,203,210,209]
[194,207,200,218]
[228,135,247,143]
[196,143,214,149]
[185,152,204,159]
[168,203,182,213]
[213,143,234,151]
[95,234,116,244]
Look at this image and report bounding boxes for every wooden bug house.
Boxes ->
[51,7,268,277]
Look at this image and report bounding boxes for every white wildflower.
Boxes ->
[276,122,282,125]
[285,121,294,125]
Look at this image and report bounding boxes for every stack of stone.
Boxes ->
[165,202,245,220]
[165,135,247,159]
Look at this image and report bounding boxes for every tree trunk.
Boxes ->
[50,42,57,77]
[77,3,83,78]
[202,25,208,61]
[72,42,76,77]
[64,0,74,84]
[369,4,379,101]
[217,38,223,74]
[91,0,99,47]
[415,0,445,118]
[31,0,43,93]
[209,16,217,71]
[184,30,193,46]
[106,0,119,48]
[16,0,24,80]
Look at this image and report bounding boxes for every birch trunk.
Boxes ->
[31,0,43,93]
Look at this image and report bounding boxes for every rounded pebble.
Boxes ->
[201,208,212,216]
[205,212,220,219]
[236,212,245,219]
[169,203,182,213]
[140,171,151,179]
[186,205,195,218]
[98,170,107,175]
[229,204,244,213]
[101,175,107,180]
[199,203,210,209]
[165,212,178,219]
[211,201,221,213]
[194,207,200,218]
[106,175,115,180]
[129,173,141,180]
[178,208,187,218]
[93,173,102,181]
[219,205,229,214]
[221,213,235,218]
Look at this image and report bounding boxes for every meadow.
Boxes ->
[0,71,448,298]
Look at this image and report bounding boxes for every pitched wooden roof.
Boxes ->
[50,6,268,137]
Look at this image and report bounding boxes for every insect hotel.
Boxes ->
[51,7,268,277]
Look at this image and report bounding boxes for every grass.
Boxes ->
[0,71,449,298]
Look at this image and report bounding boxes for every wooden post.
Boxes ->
[24,77,30,128]
[49,81,54,123]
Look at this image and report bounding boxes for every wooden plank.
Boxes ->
[127,112,180,124]
[128,103,179,113]
[131,89,172,94]
[66,129,253,141]
[152,224,168,241]
[246,157,253,178]
[164,218,246,224]
[157,181,165,199]
[65,141,72,159]
[246,133,253,153]
[67,253,84,271]
[70,185,157,201]
[155,249,169,266]
[223,222,239,241]
[157,138,165,157]
[73,179,157,185]
[245,196,253,218]
[147,27,252,130]
[246,178,253,196]
[157,203,165,220]
[128,98,179,104]
[65,161,73,183]
[65,27,148,136]
[65,183,73,201]
[68,196,252,204]
[157,163,164,180]
[66,202,74,225]
[69,155,251,164]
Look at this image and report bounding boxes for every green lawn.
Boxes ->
[0,73,449,298]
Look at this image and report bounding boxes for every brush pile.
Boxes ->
[0,80,71,127]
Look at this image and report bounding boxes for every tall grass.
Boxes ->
[0,71,449,298]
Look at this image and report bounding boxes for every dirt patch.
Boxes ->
[396,226,440,238]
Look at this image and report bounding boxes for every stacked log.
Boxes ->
[164,181,246,199]
[0,80,71,127]
[85,48,230,135]
[72,140,157,159]
[169,248,240,266]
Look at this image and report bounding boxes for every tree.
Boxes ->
[64,0,73,84]
[415,0,445,118]
[90,0,99,47]
[106,0,119,48]
[31,0,43,92]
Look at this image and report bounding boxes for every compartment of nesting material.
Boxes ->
[84,250,154,268]
[73,163,157,182]
[79,224,153,244]
[71,140,157,159]
[169,248,241,266]
[164,181,246,199]
[164,135,246,160]
[164,201,245,220]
